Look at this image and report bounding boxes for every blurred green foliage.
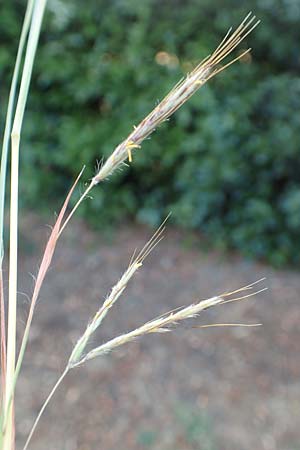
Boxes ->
[175,404,217,450]
[1,0,300,265]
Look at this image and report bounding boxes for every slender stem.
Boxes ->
[11,0,47,137]
[3,132,20,450]
[23,367,69,450]
[0,270,6,402]
[0,167,82,441]
[58,181,94,238]
[0,0,35,429]
[2,2,47,448]
[0,0,35,263]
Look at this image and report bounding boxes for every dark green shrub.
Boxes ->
[1,0,299,265]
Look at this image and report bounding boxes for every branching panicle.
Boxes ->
[68,219,167,367]
[73,280,265,366]
[0,11,263,450]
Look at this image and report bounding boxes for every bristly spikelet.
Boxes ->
[68,219,167,367]
[59,13,259,235]
[71,279,266,367]
[91,12,259,184]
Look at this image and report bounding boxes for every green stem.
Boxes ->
[2,2,48,448]
[0,0,35,263]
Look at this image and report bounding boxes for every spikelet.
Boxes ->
[68,219,167,367]
[59,13,259,236]
[71,279,266,367]
[92,13,259,184]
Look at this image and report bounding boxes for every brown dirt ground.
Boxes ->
[11,213,300,450]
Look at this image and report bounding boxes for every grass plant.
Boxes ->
[0,4,263,449]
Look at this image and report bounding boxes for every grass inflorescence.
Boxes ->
[0,6,263,450]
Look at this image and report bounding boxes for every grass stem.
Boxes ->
[3,132,20,450]
[22,367,69,450]
[0,0,35,263]
[2,2,47,448]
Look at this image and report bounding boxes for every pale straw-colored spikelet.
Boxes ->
[68,219,167,367]
[91,12,259,184]
[71,279,266,367]
[59,13,259,236]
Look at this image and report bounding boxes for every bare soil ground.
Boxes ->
[13,213,300,450]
